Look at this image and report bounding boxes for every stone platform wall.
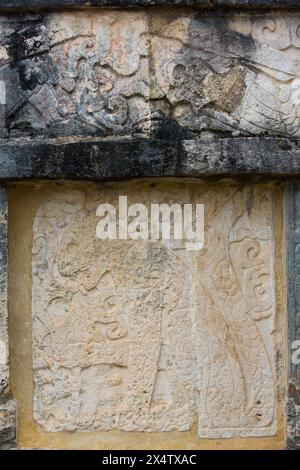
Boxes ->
[0,1,299,450]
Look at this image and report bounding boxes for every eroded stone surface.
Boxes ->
[0,187,8,399]
[1,11,300,139]
[32,182,280,437]
[0,1,298,11]
[0,187,16,449]
[286,181,300,449]
[0,399,16,448]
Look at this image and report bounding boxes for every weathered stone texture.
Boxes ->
[0,1,298,11]
[286,181,300,449]
[0,1,294,450]
[0,187,8,398]
[0,187,16,448]
[2,137,300,180]
[31,182,282,438]
[1,10,300,140]
[0,399,16,448]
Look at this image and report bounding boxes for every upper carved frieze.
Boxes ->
[0,1,298,12]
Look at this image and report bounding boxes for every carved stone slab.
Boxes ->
[32,182,281,438]
[1,11,300,140]
[0,187,8,398]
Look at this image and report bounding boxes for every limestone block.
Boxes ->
[32,182,282,438]
[1,10,300,139]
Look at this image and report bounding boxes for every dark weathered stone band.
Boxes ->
[0,1,298,11]
[0,187,16,450]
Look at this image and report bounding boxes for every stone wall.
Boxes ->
[1,9,300,140]
[0,1,299,450]
[0,187,16,449]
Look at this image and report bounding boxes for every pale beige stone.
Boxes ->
[31,182,280,438]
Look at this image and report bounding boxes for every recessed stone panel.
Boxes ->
[31,181,282,439]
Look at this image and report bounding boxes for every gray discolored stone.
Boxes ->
[0,399,16,449]
[1,137,300,181]
[0,1,299,12]
[1,11,300,140]
[0,187,16,449]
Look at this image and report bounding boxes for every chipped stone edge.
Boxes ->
[0,186,16,450]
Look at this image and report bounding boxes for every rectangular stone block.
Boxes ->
[18,180,285,446]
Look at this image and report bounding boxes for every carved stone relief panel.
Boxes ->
[0,187,8,397]
[32,182,282,438]
[1,11,300,138]
[286,181,300,449]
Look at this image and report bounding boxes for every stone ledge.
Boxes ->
[0,137,300,180]
[0,0,299,12]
